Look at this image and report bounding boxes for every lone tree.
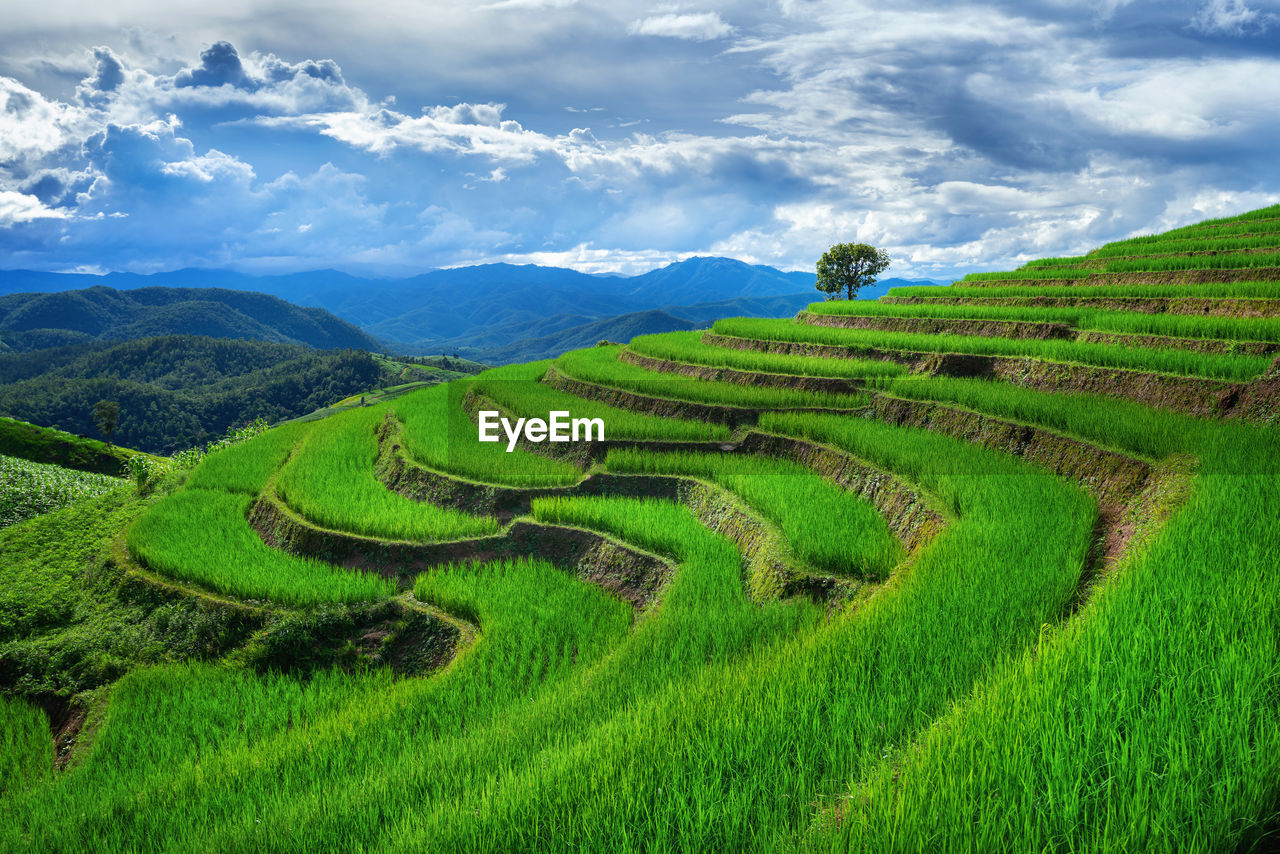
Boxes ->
[92,400,120,448]
[815,242,891,300]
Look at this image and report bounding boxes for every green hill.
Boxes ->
[0,285,384,352]
[0,337,400,453]
[2,205,1279,851]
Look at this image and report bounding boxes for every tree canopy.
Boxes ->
[815,243,891,300]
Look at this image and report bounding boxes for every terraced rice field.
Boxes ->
[4,205,1280,852]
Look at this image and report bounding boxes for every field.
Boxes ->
[0,455,124,528]
[2,205,1279,851]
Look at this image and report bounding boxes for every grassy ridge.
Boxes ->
[963,251,1280,281]
[127,488,394,605]
[877,375,1195,460]
[0,416,139,476]
[605,448,903,578]
[556,345,869,409]
[183,420,314,494]
[887,281,1280,300]
[627,330,906,378]
[275,405,500,542]
[3,554,637,849]
[712,317,1271,380]
[1027,237,1280,265]
[473,361,732,441]
[414,417,1094,850]
[1101,206,1280,245]
[395,380,584,487]
[807,300,1280,342]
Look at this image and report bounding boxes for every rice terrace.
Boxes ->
[2,204,1280,850]
[5,3,1280,850]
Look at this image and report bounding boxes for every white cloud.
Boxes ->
[0,190,69,225]
[0,76,92,165]
[1191,0,1270,34]
[481,242,697,275]
[627,12,734,41]
[270,103,558,163]
[1046,58,1280,140]
[1,13,1279,278]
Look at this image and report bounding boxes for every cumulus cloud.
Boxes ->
[174,41,256,89]
[627,12,734,41]
[0,190,68,226]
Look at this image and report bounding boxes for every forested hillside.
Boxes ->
[0,337,392,453]
[0,286,383,352]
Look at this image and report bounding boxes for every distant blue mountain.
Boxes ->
[0,260,947,361]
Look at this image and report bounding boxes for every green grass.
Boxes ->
[409,417,1094,850]
[556,345,870,409]
[0,694,49,798]
[6,202,1280,851]
[877,374,1199,460]
[825,422,1280,852]
[713,317,1272,381]
[275,404,500,542]
[395,380,585,487]
[0,416,142,476]
[1,454,125,528]
[126,488,394,605]
[605,448,903,578]
[0,488,264,699]
[1025,236,1280,265]
[807,300,1280,343]
[473,360,732,441]
[963,251,1280,281]
[181,420,313,495]
[627,330,906,378]
[887,280,1280,300]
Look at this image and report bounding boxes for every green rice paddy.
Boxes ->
[4,203,1279,853]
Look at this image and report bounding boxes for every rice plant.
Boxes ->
[394,380,585,487]
[275,404,500,542]
[473,360,732,441]
[627,330,907,378]
[823,422,1280,853]
[0,694,49,797]
[183,420,314,495]
[126,488,395,605]
[712,317,1271,381]
[806,300,1280,342]
[887,280,1280,300]
[964,251,1280,282]
[556,344,870,409]
[605,447,904,577]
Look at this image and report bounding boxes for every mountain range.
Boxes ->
[0,259,946,363]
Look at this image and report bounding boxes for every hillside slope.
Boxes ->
[3,204,1278,851]
[0,286,383,352]
[0,337,395,453]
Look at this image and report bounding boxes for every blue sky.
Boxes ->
[1,0,1279,279]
